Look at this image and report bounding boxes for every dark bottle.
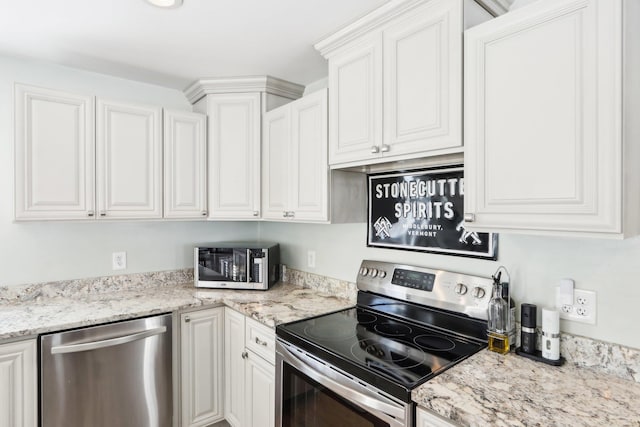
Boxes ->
[501,282,516,349]
[521,303,537,354]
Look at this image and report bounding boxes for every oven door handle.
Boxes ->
[278,342,407,425]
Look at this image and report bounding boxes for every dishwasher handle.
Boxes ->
[51,326,167,354]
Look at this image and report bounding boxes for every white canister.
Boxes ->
[541,308,560,360]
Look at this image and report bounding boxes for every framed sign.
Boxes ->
[367,166,497,259]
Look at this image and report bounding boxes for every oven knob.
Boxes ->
[378,270,387,279]
[360,267,369,276]
[369,269,378,278]
[472,287,486,299]
[454,283,468,295]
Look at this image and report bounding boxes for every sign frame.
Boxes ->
[367,166,498,260]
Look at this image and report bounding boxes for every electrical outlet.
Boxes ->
[112,252,127,270]
[307,250,316,269]
[555,288,596,324]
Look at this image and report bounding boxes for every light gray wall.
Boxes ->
[258,221,640,350]
[0,55,258,286]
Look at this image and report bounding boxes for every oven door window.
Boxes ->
[281,363,391,427]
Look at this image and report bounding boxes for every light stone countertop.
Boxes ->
[0,281,355,341]
[412,350,640,427]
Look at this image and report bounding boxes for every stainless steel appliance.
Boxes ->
[195,242,279,290]
[40,314,173,427]
[275,260,493,427]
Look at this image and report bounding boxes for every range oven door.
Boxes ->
[276,340,412,427]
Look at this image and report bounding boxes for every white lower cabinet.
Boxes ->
[224,307,275,427]
[0,339,37,427]
[180,307,224,427]
[416,407,459,427]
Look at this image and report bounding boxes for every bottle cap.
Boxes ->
[521,303,537,328]
[542,308,560,334]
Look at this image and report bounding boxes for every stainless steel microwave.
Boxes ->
[194,242,280,290]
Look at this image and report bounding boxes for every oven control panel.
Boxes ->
[356,260,493,320]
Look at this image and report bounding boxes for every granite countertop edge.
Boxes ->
[412,349,640,427]
[0,281,355,341]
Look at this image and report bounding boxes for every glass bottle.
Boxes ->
[501,282,516,350]
[488,282,510,354]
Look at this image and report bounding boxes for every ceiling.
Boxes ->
[0,0,389,90]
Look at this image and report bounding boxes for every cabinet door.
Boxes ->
[164,110,207,219]
[383,0,462,156]
[289,89,329,222]
[181,308,224,427]
[208,93,261,219]
[14,85,95,220]
[464,0,621,234]
[262,107,290,221]
[244,352,275,427]
[416,407,458,427]
[0,340,37,427]
[224,308,246,427]
[328,34,383,166]
[96,99,163,219]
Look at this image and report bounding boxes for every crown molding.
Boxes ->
[314,0,510,58]
[184,76,305,104]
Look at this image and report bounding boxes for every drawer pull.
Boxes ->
[255,337,268,347]
[241,351,248,359]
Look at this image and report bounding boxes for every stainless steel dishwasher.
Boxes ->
[40,313,173,427]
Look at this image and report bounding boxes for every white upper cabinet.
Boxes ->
[207,93,261,220]
[317,0,491,168]
[96,99,163,219]
[464,0,639,237]
[262,106,290,220]
[327,34,383,165]
[383,0,462,156]
[262,89,329,222]
[164,110,207,219]
[186,77,305,221]
[290,90,329,220]
[14,85,95,220]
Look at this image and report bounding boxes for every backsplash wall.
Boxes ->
[258,221,640,350]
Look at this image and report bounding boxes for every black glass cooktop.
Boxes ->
[276,294,487,402]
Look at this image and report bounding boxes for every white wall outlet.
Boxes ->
[307,250,316,269]
[555,287,596,324]
[112,251,127,270]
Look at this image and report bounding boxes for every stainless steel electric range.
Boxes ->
[275,260,493,427]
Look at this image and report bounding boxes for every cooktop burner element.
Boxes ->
[374,322,412,337]
[413,335,456,352]
[276,260,493,402]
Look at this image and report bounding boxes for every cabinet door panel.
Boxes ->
[384,0,462,155]
[14,85,94,220]
[244,353,275,427]
[262,108,290,220]
[328,35,382,165]
[209,94,261,219]
[224,308,246,427]
[164,110,207,218]
[96,100,162,218]
[181,308,224,427]
[0,340,37,427]
[464,0,621,233]
[290,89,328,221]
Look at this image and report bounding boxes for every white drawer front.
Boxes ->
[245,318,275,364]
